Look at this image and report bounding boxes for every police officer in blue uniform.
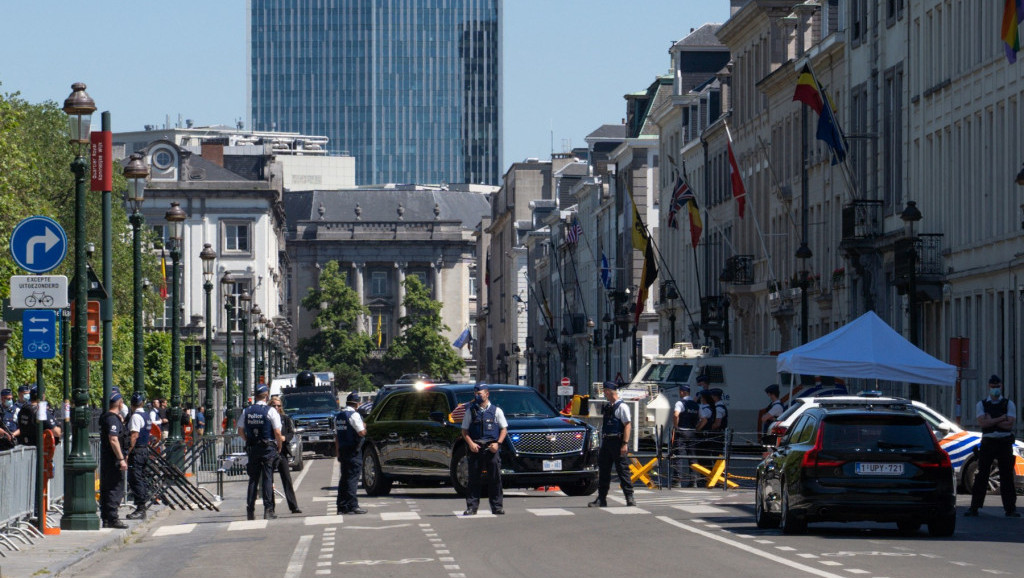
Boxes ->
[461,383,508,515]
[125,392,152,520]
[671,384,699,487]
[99,391,129,528]
[760,384,785,438]
[336,391,367,515]
[238,384,284,520]
[966,375,1019,517]
[589,381,635,507]
[15,386,61,446]
[1,389,19,449]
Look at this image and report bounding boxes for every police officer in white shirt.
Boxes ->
[238,384,284,520]
[966,375,1019,517]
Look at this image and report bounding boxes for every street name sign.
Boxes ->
[10,275,69,309]
[9,216,68,274]
[22,309,57,359]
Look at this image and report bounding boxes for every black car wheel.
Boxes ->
[755,478,780,529]
[963,459,1002,495]
[451,444,470,497]
[560,477,598,497]
[779,483,806,535]
[362,447,392,496]
[928,512,956,537]
[896,520,921,535]
[290,452,304,472]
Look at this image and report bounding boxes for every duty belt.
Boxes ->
[602,433,623,438]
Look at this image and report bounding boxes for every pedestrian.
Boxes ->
[335,391,367,515]
[1,389,19,450]
[238,384,283,520]
[195,405,206,437]
[15,386,61,446]
[695,373,711,395]
[965,375,1020,517]
[709,388,728,432]
[760,384,785,437]
[269,397,301,514]
[125,392,152,520]
[99,391,129,529]
[461,383,507,515]
[671,384,699,487]
[589,381,635,508]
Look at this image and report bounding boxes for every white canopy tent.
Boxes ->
[776,311,957,386]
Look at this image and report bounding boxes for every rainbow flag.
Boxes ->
[1002,0,1023,63]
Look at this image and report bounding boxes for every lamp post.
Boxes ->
[125,154,149,397]
[513,344,521,385]
[165,202,187,465]
[252,307,262,386]
[901,200,923,401]
[239,290,251,407]
[221,273,236,430]
[200,243,216,434]
[265,320,275,382]
[60,82,100,530]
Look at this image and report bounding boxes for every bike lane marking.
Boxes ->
[283,534,313,578]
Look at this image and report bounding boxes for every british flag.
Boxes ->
[666,176,689,229]
[565,216,583,245]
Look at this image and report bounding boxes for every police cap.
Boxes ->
[764,384,780,395]
[29,387,40,401]
[679,384,690,392]
[255,384,269,395]
[709,388,723,398]
[698,390,714,400]
[0,389,11,397]
[474,383,489,392]
[18,384,31,393]
[989,374,1003,385]
[131,392,146,406]
[696,374,710,385]
[296,370,316,387]
[109,391,123,404]
[602,381,619,391]
[346,391,360,404]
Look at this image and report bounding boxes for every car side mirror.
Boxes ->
[429,411,447,424]
[934,426,950,439]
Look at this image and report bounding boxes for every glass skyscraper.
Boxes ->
[248,0,501,186]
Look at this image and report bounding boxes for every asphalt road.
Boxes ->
[68,455,1024,578]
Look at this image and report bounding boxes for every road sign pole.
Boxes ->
[101,111,114,411]
[35,357,44,530]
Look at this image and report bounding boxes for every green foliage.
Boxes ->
[384,275,464,381]
[143,331,173,400]
[296,261,373,386]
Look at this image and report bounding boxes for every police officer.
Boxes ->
[671,384,699,487]
[966,375,1020,517]
[1,389,19,449]
[125,392,152,520]
[336,391,367,515]
[99,391,129,528]
[709,388,728,432]
[589,381,635,508]
[269,397,301,514]
[15,386,61,446]
[238,384,284,520]
[461,383,508,515]
[760,384,785,437]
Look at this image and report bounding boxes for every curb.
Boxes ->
[47,508,169,577]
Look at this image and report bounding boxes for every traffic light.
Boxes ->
[184,345,202,371]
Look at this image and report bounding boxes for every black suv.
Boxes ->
[280,387,338,456]
[755,405,956,536]
[362,384,599,497]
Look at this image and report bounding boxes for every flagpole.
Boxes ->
[725,122,780,287]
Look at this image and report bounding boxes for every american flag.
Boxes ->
[666,176,689,229]
[565,216,583,245]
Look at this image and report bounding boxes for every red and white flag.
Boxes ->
[727,140,746,219]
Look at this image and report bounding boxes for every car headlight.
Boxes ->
[590,432,600,450]
[294,426,306,433]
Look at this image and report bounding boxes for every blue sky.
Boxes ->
[0,1,728,172]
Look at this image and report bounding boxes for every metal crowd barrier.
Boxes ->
[0,446,40,556]
[624,427,768,491]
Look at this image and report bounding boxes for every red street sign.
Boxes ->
[90,131,112,191]
[560,377,570,387]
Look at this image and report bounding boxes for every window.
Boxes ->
[469,273,477,299]
[370,310,391,348]
[370,270,389,296]
[154,291,173,329]
[221,221,252,254]
[375,394,407,422]
[224,277,252,332]
[150,224,168,249]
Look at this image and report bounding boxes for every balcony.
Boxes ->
[719,255,755,285]
[894,233,945,302]
[840,200,884,256]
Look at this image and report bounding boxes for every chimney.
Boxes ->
[201,142,225,167]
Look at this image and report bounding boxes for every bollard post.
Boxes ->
[722,428,732,493]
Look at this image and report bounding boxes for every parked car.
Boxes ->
[756,405,956,536]
[765,393,1024,494]
[285,434,304,471]
[361,384,599,497]
[280,387,339,456]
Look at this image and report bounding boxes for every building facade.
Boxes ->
[248,0,502,186]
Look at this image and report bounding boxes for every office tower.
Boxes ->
[248,0,501,186]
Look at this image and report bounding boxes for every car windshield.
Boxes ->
[639,363,693,384]
[281,393,337,415]
[822,415,934,451]
[455,390,559,418]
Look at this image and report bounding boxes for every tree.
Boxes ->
[384,275,464,381]
[296,261,373,391]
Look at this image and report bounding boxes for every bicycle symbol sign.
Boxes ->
[22,309,57,360]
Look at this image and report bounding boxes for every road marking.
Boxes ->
[304,515,345,525]
[656,516,848,578]
[776,546,797,551]
[672,505,729,514]
[152,524,196,536]
[755,539,775,544]
[283,534,313,578]
[798,553,819,559]
[843,570,869,575]
[453,510,496,518]
[526,508,574,516]
[344,524,411,530]
[381,512,421,520]
[228,520,268,531]
[604,506,650,515]
[292,459,314,491]
[950,561,972,566]
[820,561,843,566]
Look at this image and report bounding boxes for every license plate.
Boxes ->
[308,435,320,442]
[856,462,904,475]
[542,459,562,471]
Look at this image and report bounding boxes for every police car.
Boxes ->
[766,393,1024,494]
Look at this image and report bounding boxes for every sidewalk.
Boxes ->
[0,505,167,578]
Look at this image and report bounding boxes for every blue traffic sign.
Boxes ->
[10,216,68,274]
[22,309,57,360]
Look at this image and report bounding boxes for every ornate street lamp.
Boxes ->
[165,202,187,465]
[200,243,216,435]
[257,313,267,385]
[125,154,148,398]
[239,290,251,407]
[61,82,100,531]
[221,272,236,430]
[265,320,276,381]
[251,305,262,387]
[901,200,923,401]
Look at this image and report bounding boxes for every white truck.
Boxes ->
[587,343,842,449]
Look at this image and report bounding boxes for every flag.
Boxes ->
[633,243,658,326]
[726,140,747,218]
[600,252,611,290]
[792,65,824,113]
[666,176,688,229]
[376,313,382,347]
[793,64,848,165]
[452,327,471,349]
[631,194,650,254]
[565,216,583,245]
[160,253,168,300]
[1002,0,1023,63]
[681,183,703,249]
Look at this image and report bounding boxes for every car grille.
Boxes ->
[295,417,332,430]
[509,430,586,455]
